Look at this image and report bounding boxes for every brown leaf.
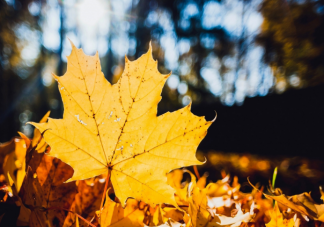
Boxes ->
[290,193,317,218]
[63,175,108,227]
[20,151,77,227]
[248,178,318,220]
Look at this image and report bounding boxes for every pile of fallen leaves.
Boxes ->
[1,43,324,227]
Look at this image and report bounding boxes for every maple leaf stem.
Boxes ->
[193,165,201,179]
[46,206,96,227]
[99,170,111,215]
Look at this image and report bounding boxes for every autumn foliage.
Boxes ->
[1,43,324,227]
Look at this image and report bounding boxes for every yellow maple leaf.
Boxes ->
[30,42,213,207]
[266,202,295,227]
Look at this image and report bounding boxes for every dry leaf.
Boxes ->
[99,195,184,227]
[0,115,49,226]
[265,202,295,227]
[167,169,196,206]
[320,187,324,203]
[208,203,254,227]
[146,205,185,227]
[31,111,50,153]
[263,194,317,220]
[290,193,317,218]
[188,186,211,227]
[30,42,213,207]
[4,169,32,226]
[20,152,77,227]
[161,207,184,223]
[205,177,234,198]
[100,193,145,227]
[16,203,31,226]
[249,178,318,220]
[63,175,108,227]
[196,173,208,190]
[315,204,324,222]
[3,137,27,192]
[17,131,31,150]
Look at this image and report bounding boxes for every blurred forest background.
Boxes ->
[1,0,324,194]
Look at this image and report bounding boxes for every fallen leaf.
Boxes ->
[31,111,50,153]
[290,193,317,218]
[320,187,324,203]
[161,207,184,223]
[0,171,30,227]
[147,205,185,227]
[265,202,295,227]
[3,137,27,192]
[205,178,233,198]
[188,186,211,227]
[196,173,208,189]
[248,178,317,220]
[209,203,254,227]
[16,203,31,226]
[30,42,213,207]
[63,175,108,227]
[2,168,32,226]
[17,132,31,150]
[148,205,167,226]
[167,169,196,206]
[264,194,317,220]
[20,152,77,227]
[0,124,49,226]
[99,188,185,227]
[100,193,145,227]
[315,204,324,222]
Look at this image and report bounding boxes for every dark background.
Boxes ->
[191,83,324,156]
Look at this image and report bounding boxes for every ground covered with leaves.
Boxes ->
[1,43,324,227]
[2,136,324,227]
